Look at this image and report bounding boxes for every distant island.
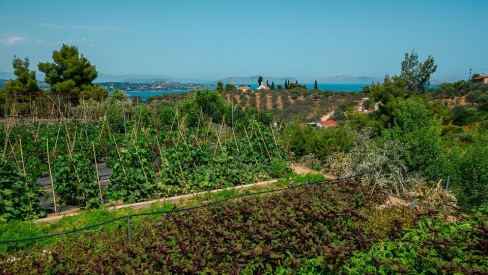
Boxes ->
[96,80,215,92]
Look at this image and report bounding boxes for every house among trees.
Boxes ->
[237,85,251,92]
[472,74,488,84]
[256,84,270,90]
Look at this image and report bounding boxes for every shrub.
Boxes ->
[451,136,488,207]
[267,158,289,178]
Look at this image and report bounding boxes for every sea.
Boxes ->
[124,83,369,101]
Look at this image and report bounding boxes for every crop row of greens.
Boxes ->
[2,177,486,274]
[0,110,289,221]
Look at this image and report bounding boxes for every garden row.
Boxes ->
[0,107,289,221]
[2,176,487,274]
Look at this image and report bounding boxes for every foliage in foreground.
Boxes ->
[3,177,486,274]
[2,178,387,273]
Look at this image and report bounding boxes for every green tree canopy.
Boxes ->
[225,83,236,91]
[179,90,230,127]
[258,76,263,86]
[465,90,483,106]
[382,97,444,180]
[287,81,306,90]
[38,44,107,101]
[5,56,40,95]
[216,81,224,92]
[400,50,437,94]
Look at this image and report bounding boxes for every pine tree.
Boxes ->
[314,80,318,90]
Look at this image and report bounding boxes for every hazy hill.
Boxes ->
[1,70,383,85]
[212,76,297,85]
[316,75,382,84]
[95,74,207,84]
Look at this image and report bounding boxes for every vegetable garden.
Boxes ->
[0,91,289,222]
[1,89,488,274]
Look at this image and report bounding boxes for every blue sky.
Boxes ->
[1,0,487,82]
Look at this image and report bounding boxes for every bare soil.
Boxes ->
[265,93,273,110]
[277,95,283,110]
[256,93,262,110]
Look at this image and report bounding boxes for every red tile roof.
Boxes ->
[473,74,488,80]
[318,120,338,127]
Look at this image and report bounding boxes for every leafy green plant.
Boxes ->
[108,146,158,203]
[52,153,101,209]
[268,158,290,178]
[0,157,43,221]
[342,214,488,274]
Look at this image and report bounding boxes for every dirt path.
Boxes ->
[320,110,334,121]
[319,97,369,121]
[291,163,336,179]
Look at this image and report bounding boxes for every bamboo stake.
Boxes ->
[212,119,221,158]
[243,125,260,167]
[173,101,186,181]
[46,139,57,213]
[132,140,150,188]
[18,139,33,210]
[7,139,19,168]
[231,101,240,152]
[269,124,283,162]
[105,116,127,176]
[121,98,127,140]
[256,122,272,162]
[92,141,104,205]
[250,118,265,156]
[53,122,62,154]
[2,121,11,157]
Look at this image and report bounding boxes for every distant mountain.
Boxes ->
[1,71,384,85]
[212,76,297,85]
[315,75,382,84]
[95,73,208,84]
